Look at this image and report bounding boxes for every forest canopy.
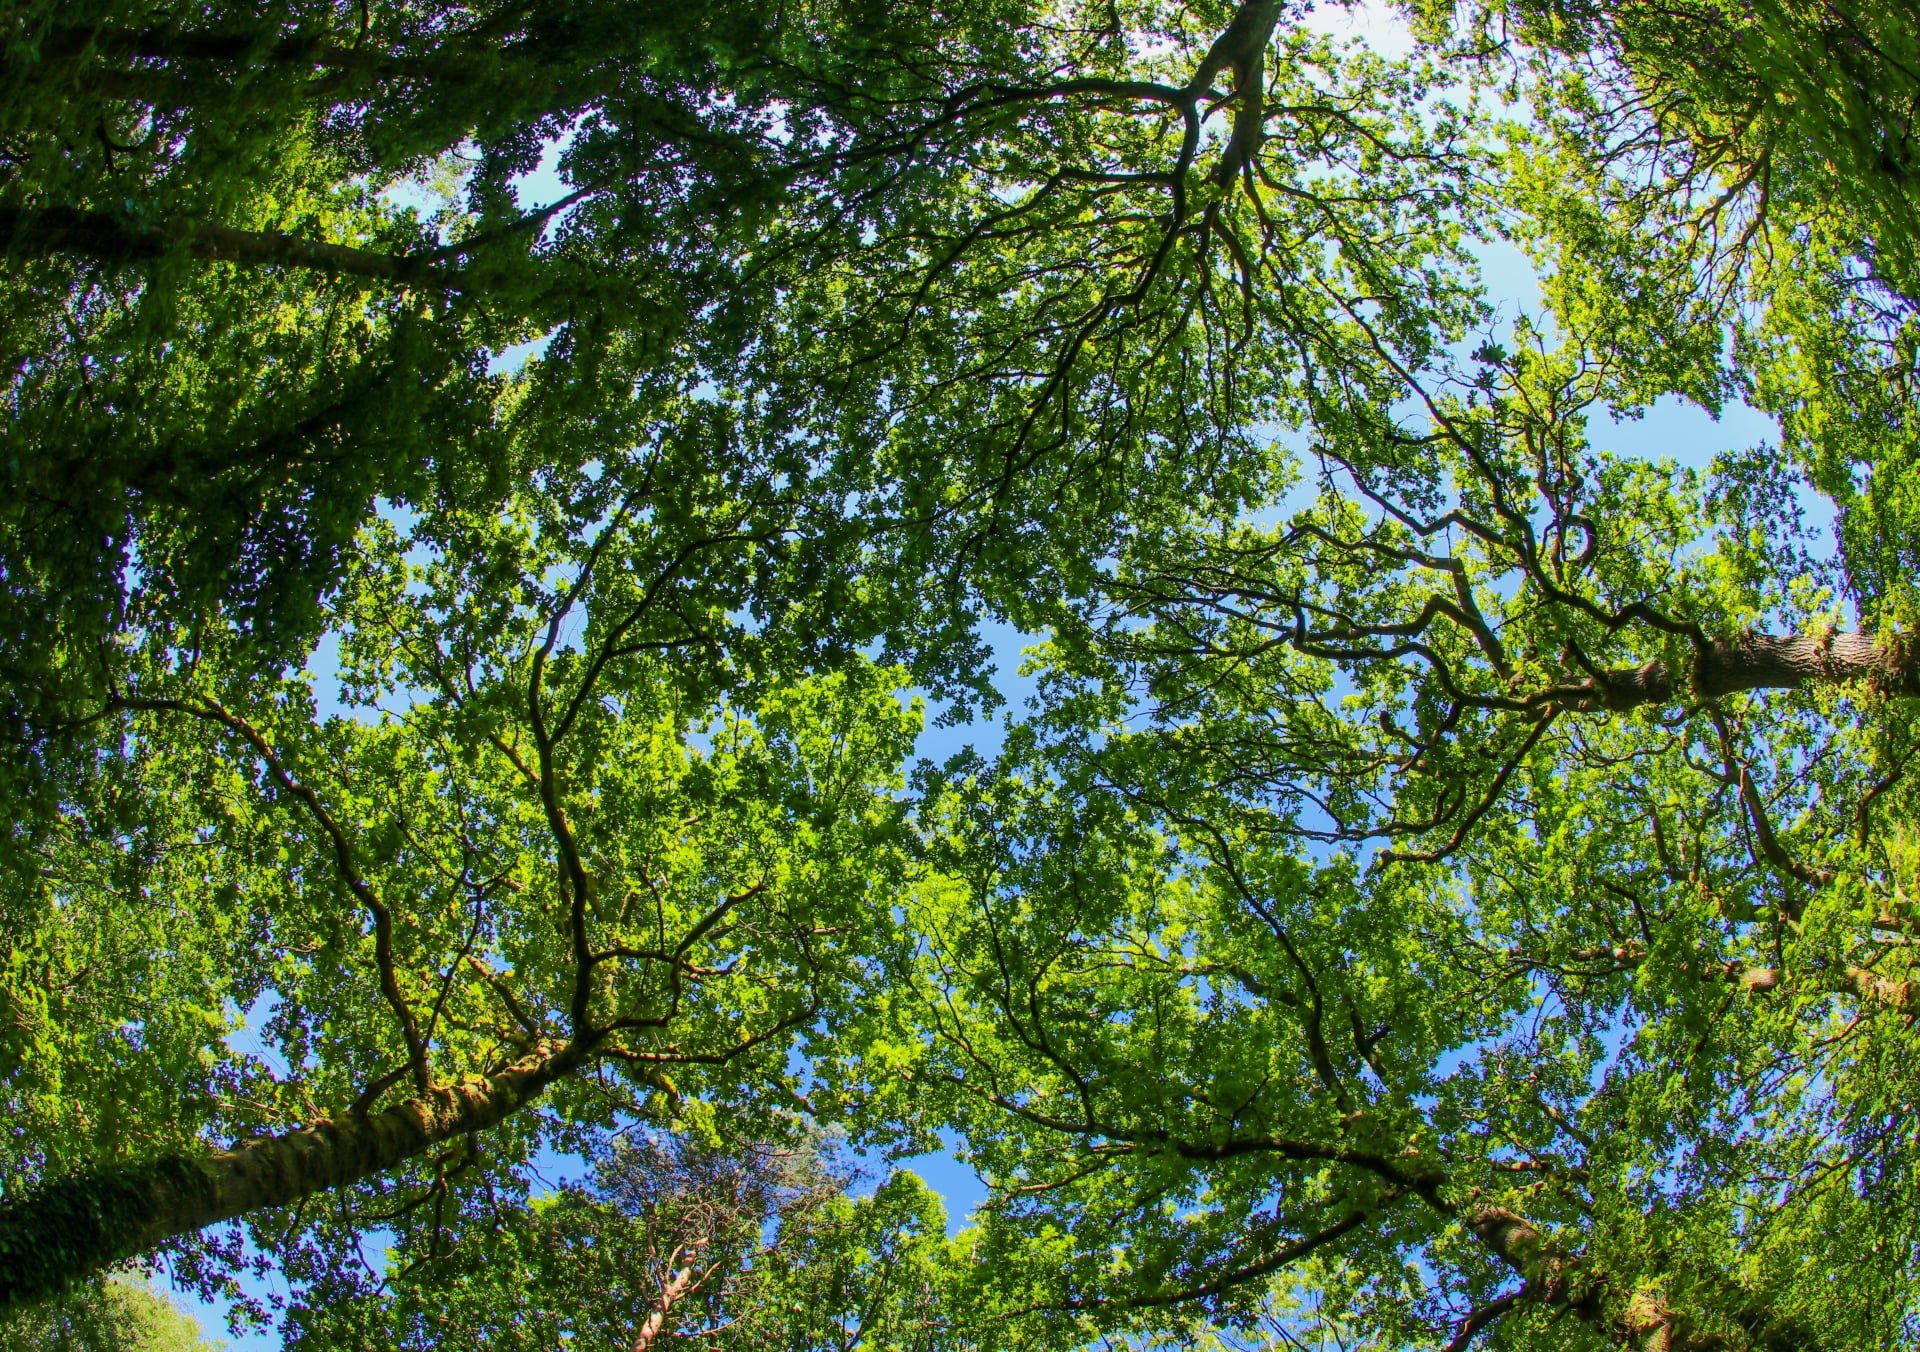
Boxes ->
[3,0,1919,1348]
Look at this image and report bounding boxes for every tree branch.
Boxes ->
[1548,630,1920,713]
[117,694,432,1091]
[1440,1285,1527,1352]
[0,1039,587,1306]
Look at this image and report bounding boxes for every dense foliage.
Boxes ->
[0,1277,215,1351]
[3,0,1919,1348]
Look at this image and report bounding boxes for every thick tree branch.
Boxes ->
[0,205,571,293]
[29,24,406,67]
[1186,0,1283,185]
[1549,630,1920,713]
[631,1253,699,1352]
[1441,1285,1527,1352]
[1462,1206,1602,1319]
[1459,1201,1819,1351]
[0,1039,588,1306]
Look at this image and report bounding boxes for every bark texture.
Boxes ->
[0,1041,583,1306]
[1566,631,1920,711]
[1465,1205,1604,1321]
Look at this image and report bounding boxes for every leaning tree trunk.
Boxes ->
[0,1040,584,1306]
[0,207,475,289]
[1566,630,1920,711]
[1464,1200,1821,1352]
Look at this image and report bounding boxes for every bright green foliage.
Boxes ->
[1459,0,1920,293]
[3,0,1920,1349]
[1431,0,1920,628]
[0,0,1491,703]
[852,647,1919,1345]
[0,438,932,1305]
[0,1277,218,1351]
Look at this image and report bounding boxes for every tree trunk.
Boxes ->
[0,1041,585,1307]
[0,207,470,289]
[1186,0,1283,185]
[1567,630,1920,711]
[1464,1205,1603,1322]
[1464,1201,1816,1352]
[630,1261,697,1352]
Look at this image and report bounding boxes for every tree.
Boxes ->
[804,5,1920,1342]
[0,438,925,1300]
[5,0,1917,1347]
[0,0,1053,694]
[0,1276,218,1352]
[1433,0,1920,295]
[1420,0,1920,643]
[282,1129,967,1352]
[0,0,1484,697]
[860,608,1917,1349]
[1,1,1490,1306]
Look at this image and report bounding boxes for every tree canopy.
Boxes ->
[3,0,1919,1348]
